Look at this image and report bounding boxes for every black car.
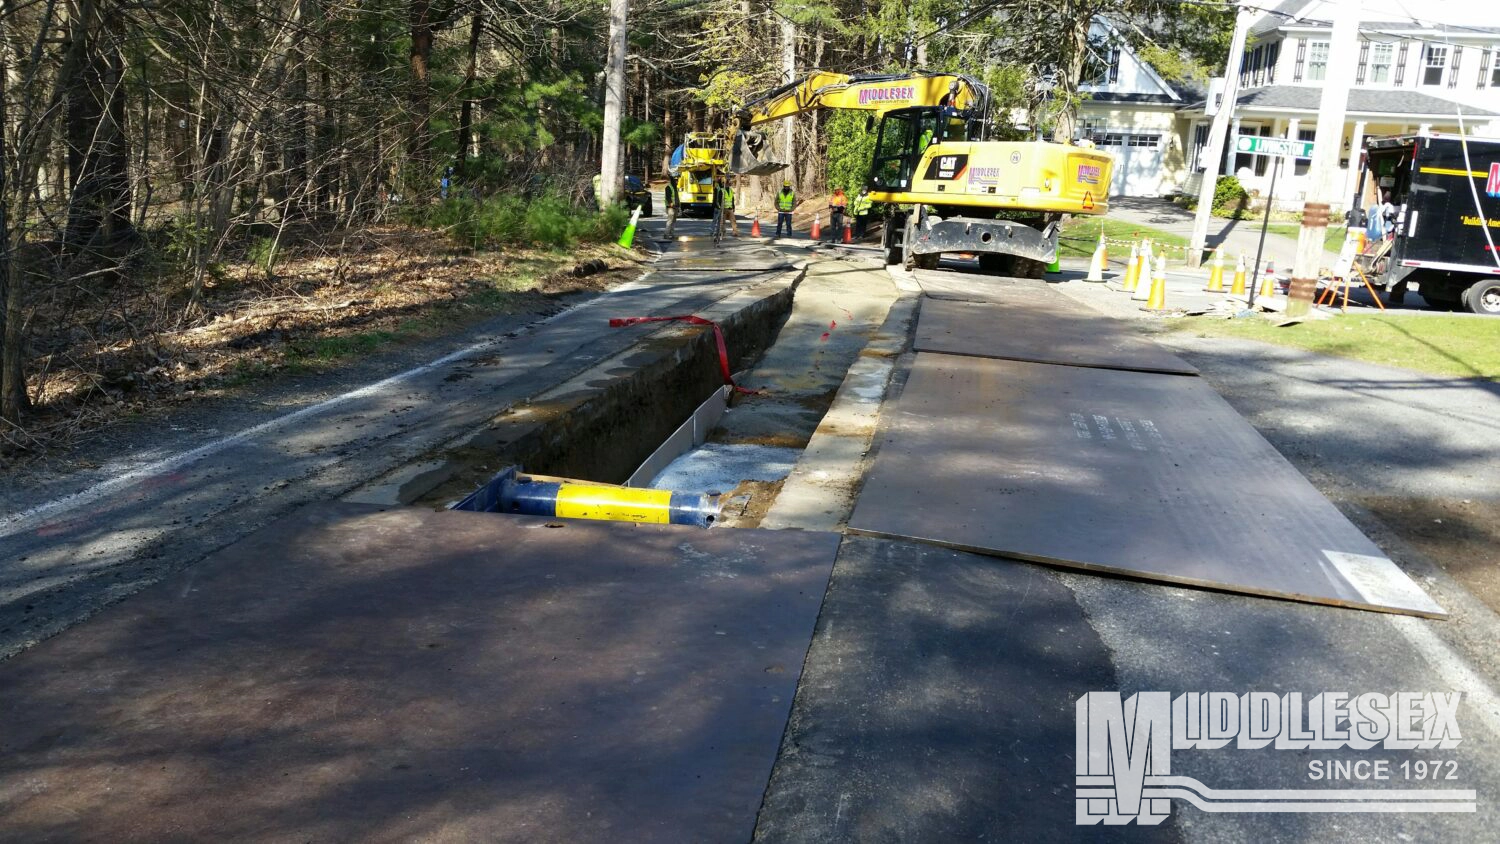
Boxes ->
[624,175,652,216]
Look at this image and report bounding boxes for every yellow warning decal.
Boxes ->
[554,484,673,524]
[1418,166,1486,178]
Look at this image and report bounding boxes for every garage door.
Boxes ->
[1095,132,1165,197]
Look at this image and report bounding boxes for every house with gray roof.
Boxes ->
[1081,1,1500,205]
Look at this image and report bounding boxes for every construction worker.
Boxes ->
[828,187,848,243]
[850,187,873,239]
[774,180,796,238]
[718,177,738,237]
[663,175,680,239]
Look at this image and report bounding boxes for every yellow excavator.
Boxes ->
[730,70,1114,273]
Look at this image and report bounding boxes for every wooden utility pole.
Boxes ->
[1187,1,1252,267]
[600,0,628,206]
[1288,0,1359,316]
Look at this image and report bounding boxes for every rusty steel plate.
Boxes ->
[915,296,1198,376]
[0,503,840,842]
[847,353,1443,618]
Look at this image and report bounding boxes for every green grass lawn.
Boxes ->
[1167,313,1500,380]
[1261,223,1349,253]
[1059,217,1189,260]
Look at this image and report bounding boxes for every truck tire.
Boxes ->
[1464,278,1500,315]
[883,215,905,265]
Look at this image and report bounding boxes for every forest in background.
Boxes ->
[0,0,1231,447]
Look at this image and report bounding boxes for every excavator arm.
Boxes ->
[729,70,990,176]
[739,71,988,126]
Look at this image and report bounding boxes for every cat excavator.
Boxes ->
[729,70,1113,274]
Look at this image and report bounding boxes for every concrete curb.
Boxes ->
[760,266,918,531]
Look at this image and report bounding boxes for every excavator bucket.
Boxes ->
[730,131,788,177]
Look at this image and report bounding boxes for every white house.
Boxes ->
[1078,2,1500,205]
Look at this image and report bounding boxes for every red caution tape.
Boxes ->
[608,315,760,394]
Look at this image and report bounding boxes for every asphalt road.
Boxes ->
[3,239,1497,840]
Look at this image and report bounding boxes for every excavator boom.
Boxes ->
[731,71,988,177]
[739,71,987,127]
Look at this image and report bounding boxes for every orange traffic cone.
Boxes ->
[1131,242,1155,301]
[1204,248,1225,292]
[1259,262,1278,299]
[1146,256,1168,310]
[751,215,761,238]
[1122,242,1140,290]
[1230,253,1247,295]
[811,214,822,240]
[843,221,853,243]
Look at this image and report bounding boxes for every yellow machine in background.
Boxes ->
[672,132,727,218]
[730,71,1113,273]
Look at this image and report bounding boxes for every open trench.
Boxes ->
[408,248,901,526]
[646,255,900,526]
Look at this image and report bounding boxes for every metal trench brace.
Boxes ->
[909,215,1060,264]
[453,466,721,527]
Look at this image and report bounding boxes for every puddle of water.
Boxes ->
[648,443,802,495]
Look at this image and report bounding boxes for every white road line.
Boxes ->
[1385,614,1500,738]
[0,336,499,540]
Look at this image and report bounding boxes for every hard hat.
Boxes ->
[783,180,791,187]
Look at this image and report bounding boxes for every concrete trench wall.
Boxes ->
[409,276,799,506]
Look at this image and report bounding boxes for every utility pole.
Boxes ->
[599,0,628,206]
[1187,1,1252,268]
[1288,0,1359,317]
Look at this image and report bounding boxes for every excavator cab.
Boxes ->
[867,107,969,192]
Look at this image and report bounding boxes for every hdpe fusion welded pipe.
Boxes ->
[453,466,721,528]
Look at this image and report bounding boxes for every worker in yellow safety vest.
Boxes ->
[774,180,796,238]
[717,178,738,237]
[850,187,873,239]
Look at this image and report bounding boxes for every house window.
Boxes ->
[1087,46,1120,86]
[1308,41,1330,81]
[1127,134,1160,148]
[1370,42,1394,83]
[1492,50,1500,86]
[1295,128,1315,176]
[1267,42,1280,83]
[1422,45,1447,86]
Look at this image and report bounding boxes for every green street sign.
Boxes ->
[1234,135,1314,159]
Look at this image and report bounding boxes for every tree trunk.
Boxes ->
[1052,13,1090,143]
[599,0,627,206]
[409,0,434,175]
[456,10,482,174]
